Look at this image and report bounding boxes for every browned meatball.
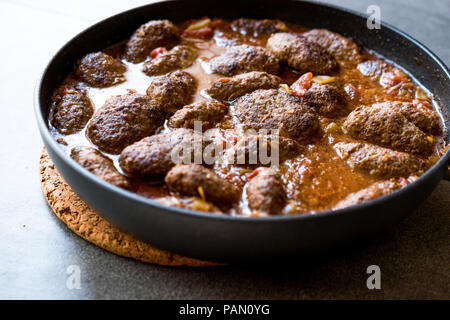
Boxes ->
[204,71,283,101]
[70,146,130,189]
[124,20,180,63]
[334,179,404,209]
[388,101,442,135]
[146,70,197,113]
[75,52,126,87]
[142,45,198,76]
[168,100,228,129]
[156,196,221,213]
[334,142,425,178]
[86,93,164,154]
[119,128,206,179]
[207,44,279,76]
[302,29,363,63]
[226,134,302,166]
[246,167,286,215]
[50,89,93,135]
[230,18,287,36]
[267,32,338,74]
[300,82,348,117]
[234,89,319,141]
[343,102,434,155]
[164,164,241,208]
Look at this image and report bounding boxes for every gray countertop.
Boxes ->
[0,0,448,299]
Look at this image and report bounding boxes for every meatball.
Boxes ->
[164,164,241,208]
[299,82,348,117]
[124,20,180,63]
[302,29,363,63]
[142,45,198,76]
[267,32,338,74]
[342,102,434,155]
[119,128,206,179]
[156,196,221,213]
[204,71,283,101]
[246,167,286,215]
[75,52,126,88]
[334,179,403,209]
[226,134,302,166]
[234,89,319,142]
[70,146,130,189]
[168,100,228,129]
[146,70,197,113]
[390,101,442,135]
[207,44,279,76]
[86,93,164,154]
[230,18,287,36]
[334,142,425,178]
[50,88,93,135]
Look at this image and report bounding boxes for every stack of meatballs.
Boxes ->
[50,18,441,215]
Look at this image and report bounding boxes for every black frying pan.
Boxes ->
[34,0,450,262]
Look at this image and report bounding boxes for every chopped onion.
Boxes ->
[276,21,289,32]
[197,186,206,201]
[415,87,429,100]
[279,83,291,93]
[325,122,342,134]
[312,75,335,84]
[186,18,212,31]
[282,200,297,215]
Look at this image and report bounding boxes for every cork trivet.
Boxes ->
[39,147,220,267]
